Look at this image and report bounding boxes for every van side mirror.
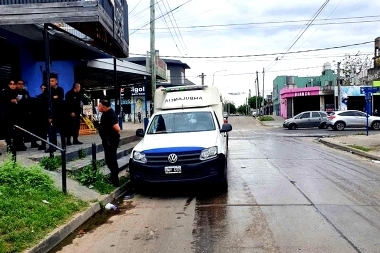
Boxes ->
[220,123,232,133]
[136,128,145,137]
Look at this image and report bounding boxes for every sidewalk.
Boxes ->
[7,121,144,253]
[257,114,285,127]
[319,134,380,161]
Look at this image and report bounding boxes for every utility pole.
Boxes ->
[199,73,205,85]
[256,71,260,115]
[262,67,265,115]
[255,77,258,114]
[246,97,248,115]
[150,0,156,102]
[337,61,341,110]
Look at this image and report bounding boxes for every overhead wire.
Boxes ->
[155,0,183,55]
[129,0,162,20]
[295,0,342,50]
[129,14,380,31]
[193,52,373,63]
[130,0,194,36]
[163,0,188,52]
[128,0,143,15]
[265,0,330,72]
[129,40,373,59]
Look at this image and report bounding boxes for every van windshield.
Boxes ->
[147,112,216,134]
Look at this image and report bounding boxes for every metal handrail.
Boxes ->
[13,125,67,194]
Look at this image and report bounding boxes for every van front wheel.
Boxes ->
[217,161,228,193]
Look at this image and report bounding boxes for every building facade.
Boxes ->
[272,63,337,118]
[0,0,130,96]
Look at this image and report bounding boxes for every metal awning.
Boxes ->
[76,58,165,91]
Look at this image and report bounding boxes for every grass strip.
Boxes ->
[0,158,87,253]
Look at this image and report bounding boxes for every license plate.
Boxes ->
[165,166,182,174]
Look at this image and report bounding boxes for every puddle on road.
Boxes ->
[49,191,136,253]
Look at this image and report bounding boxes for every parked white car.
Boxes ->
[326,110,380,131]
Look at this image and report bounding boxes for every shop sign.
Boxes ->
[131,85,145,96]
[294,91,311,97]
[146,54,168,80]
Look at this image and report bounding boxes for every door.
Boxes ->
[354,111,367,127]
[298,112,311,128]
[310,111,322,127]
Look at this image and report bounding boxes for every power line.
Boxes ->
[130,0,194,36]
[128,0,143,15]
[129,40,373,59]
[129,14,380,31]
[193,52,373,63]
[129,0,163,20]
[155,0,183,55]
[164,0,188,52]
[295,0,342,50]
[265,0,330,71]
[173,0,231,22]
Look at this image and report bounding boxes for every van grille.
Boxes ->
[145,151,201,165]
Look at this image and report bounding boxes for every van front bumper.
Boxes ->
[129,155,226,185]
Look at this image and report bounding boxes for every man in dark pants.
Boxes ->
[65,82,83,145]
[1,79,18,152]
[16,79,40,149]
[44,77,65,153]
[98,99,121,187]
[35,84,48,150]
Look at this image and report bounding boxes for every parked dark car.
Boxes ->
[283,111,328,130]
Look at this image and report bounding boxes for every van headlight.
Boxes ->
[200,146,218,160]
[133,151,147,163]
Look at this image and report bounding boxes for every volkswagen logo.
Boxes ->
[168,153,178,163]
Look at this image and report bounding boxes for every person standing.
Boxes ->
[44,77,65,153]
[98,99,121,187]
[16,79,39,149]
[34,84,48,150]
[137,111,141,123]
[65,82,83,145]
[373,109,378,116]
[1,80,18,152]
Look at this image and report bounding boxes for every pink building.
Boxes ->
[280,86,334,118]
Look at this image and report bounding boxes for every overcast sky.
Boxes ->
[127,0,380,106]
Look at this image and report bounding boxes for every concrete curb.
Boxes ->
[318,138,380,161]
[26,181,131,253]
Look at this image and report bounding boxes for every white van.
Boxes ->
[129,85,232,191]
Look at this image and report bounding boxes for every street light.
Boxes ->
[212,69,227,85]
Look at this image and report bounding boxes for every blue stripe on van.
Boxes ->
[144,146,204,154]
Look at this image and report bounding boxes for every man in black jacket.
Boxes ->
[16,79,39,150]
[0,79,18,152]
[44,77,65,153]
[98,99,121,187]
[65,82,83,145]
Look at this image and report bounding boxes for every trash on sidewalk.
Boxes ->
[124,194,134,200]
[372,160,380,164]
[105,203,118,210]
[42,200,50,204]
[77,229,86,237]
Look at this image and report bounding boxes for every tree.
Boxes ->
[248,96,266,109]
[340,53,372,86]
[223,102,236,114]
[237,104,249,115]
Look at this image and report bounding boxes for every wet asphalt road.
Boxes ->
[54,116,380,253]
